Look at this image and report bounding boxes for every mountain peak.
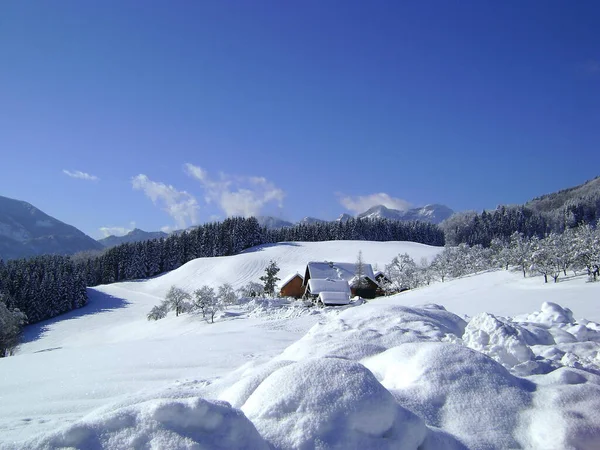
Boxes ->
[357,203,453,224]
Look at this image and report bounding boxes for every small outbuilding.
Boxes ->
[317,291,351,306]
[279,273,305,298]
[304,278,351,299]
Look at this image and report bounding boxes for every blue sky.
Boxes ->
[1,1,598,238]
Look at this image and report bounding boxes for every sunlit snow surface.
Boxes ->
[1,241,600,449]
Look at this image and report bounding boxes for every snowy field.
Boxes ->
[1,240,600,449]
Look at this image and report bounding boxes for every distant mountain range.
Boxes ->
[356,204,454,224]
[98,229,168,248]
[0,195,103,260]
[257,204,454,230]
[7,174,597,260]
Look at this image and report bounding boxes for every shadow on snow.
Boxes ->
[20,288,130,345]
[241,242,301,254]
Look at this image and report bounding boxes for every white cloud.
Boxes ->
[184,163,285,217]
[132,174,199,229]
[160,225,176,234]
[99,222,136,238]
[63,170,99,181]
[338,193,412,214]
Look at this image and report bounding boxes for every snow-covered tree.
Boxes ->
[530,236,555,283]
[193,285,222,323]
[260,260,280,296]
[0,297,27,357]
[509,232,532,278]
[164,286,191,317]
[386,253,419,291]
[237,282,264,298]
[429,250,452,282]
[490,238,511,270]
[573,223,600,281]
[218,283,237,306]
[147,302,168,321]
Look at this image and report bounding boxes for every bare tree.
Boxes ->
[218,283,237,306]
[354,250,370,289]
[193,285,222,323]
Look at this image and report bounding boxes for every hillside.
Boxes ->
[526,176,600,214]
[0,195,102,260]
[98,228,168,248]
[2,240,600,448]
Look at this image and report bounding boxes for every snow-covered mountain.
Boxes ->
[336,213,353,223]
[0,195,103,260]
[357,204,454,224]
[256,216,294,229]
[253,205,453,231]
[98,228,168,248]
[298,216,327,225]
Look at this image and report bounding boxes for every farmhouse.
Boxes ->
[303,261,380,299]
[305,278,352,306]
[278,273,304,298]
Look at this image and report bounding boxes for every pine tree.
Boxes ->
[260,260,280,296]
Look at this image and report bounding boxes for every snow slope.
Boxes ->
[1,241,600,449]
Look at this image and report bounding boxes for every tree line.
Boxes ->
[382,221,600,293]
[442,186,600,248]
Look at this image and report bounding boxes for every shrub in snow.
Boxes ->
[237,282,264,298]
[147,302,168,321]
[241,358,428,449]
[25,396,268,450]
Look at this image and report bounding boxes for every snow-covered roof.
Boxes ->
[278,272,303,288]
[306,261,376,284]
[318,291,350,305]
[374,271,383,278]
[307,278,350,295]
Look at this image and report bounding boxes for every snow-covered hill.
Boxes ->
[2,240,600,449]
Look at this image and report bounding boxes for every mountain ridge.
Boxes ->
[98,228,168,248]
[0,195,103,260]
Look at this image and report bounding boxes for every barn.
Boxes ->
[278,273,304,298]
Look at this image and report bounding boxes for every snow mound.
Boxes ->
[277,303,467,362]
[463,313,537,369]
[21,396,268,450]
[363,342,533,449]
[523,367,600,449]
[241,357,427,450]
[464,304,600,376]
